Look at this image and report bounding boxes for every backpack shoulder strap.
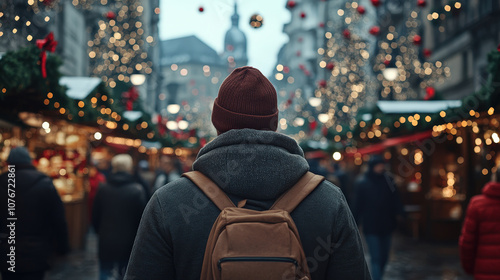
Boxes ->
[182,171,235,211]
[270,172,325,213]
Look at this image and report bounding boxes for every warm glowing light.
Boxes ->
[178,120,189,130]
[318,114,330,123]
[166,121,178,130]
[130,74,146,85]
[167,104,180,114]
[308,97,322,107]
[492,133,500,143]
[333,152,342,161]
[383,67,398,81]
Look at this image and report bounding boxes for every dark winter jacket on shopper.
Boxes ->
[0,164,69,274]
[353,159,404,235]
[125,129,370,280]
[92,172,147,262]
[459,181,500,279]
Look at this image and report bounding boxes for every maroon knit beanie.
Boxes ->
[212,66,278,134]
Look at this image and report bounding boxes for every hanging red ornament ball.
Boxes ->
[497,43,500,52]
[412,34,422,45]
[369,26,380,36]
[296,50,302,57]
[105,11,116,20]
[425,87,436,100]
[300,12,306,18]
[283,66,290,73]
[417,0,427,8]
[322,126,328,136]
[249,14,264,29]
[198,6,204,12]
[357,5,366,15]
[299,64,306,70]
[309,120,318,131]
[383,59,391,66]
[342,29,351,39]
[326,62,335,70]
[319,22,325,28]
[42,0,55,6]
[318,79,327,88]
[423,48,432,58]
[371,0,381,7]
[287,0,297,8]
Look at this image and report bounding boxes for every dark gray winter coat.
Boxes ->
[92,172,147,262]
[125,129,370,279]
[0,165,69,274]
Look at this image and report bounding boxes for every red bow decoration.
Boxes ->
[122,86,139,111]
[309,120,318,135]
[342,29,351,39]
[369,26,381,36]
[36,32,58,78]
[424,87,436,100]
[357,5,366,15]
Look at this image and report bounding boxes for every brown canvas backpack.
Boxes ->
[183,171,325,280]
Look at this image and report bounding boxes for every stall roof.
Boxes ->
[345,130,433,157]
[377,100,462,114]
[123,111,143,121]
[60,77,102,99]
[141,141,162,149]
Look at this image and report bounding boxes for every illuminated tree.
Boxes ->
[316,1,376,132]
[86,0,155,89]
[372,3,450,100]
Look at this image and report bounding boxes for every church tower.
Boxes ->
[222,2,248,69]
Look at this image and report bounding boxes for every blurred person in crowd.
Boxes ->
[327,161,352,207]
[133,162,152,200]
[88,163,106,223]
[459,167,500,279]
[125,66,370,279]
[136,160,155,189]
[92,154,147,280]
[181,155,196,173]
[0,147,69,280]
[96,159,112,180]
[152,155,180,193]
[307,157,328,177]
[354,155,404,280]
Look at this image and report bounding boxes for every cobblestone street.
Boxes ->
[41,231,472,280]
[383,235,472,280]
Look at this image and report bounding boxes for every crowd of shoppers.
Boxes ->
[0,66,499,280]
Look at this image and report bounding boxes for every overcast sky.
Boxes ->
[159,0,291,76]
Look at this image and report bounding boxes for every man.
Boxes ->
[354,155,404,280]
[125,66,370,279]
[0,147,69,280]
[152,155,180,193]
[459,168,500,279]
[92,154,147,280]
